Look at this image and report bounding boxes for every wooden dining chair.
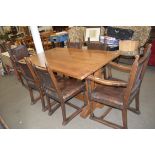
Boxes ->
[10,45,30,60]
[41,35,52,50]
[87,41,105,50]
[8,45,30,86]
[86,44,152,128]
[22,35,35,49]
[67,40,83,49]
[87,41,107,78]
[17,58,47,112]
[33,64,86,125]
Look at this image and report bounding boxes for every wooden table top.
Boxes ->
[29,48,120,80]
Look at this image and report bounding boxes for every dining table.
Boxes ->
[29,47,120,118]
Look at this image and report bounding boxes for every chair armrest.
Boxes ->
[87,75,128,87]
[108,62,132,72]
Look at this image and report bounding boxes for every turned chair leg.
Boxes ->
[122,108,128,129]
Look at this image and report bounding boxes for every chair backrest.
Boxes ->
[41,34,49,42]
[87,41,105,50]
[67,40,82,49]
[8,45,29,61]
[17,60,34,82]
[22,35,34,48]
[24,58,40,85]
[124,44,152,104]
[33,64,63,100]
[40,34,50,50]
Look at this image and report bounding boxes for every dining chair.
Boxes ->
[9,44,30,60]
[8,45,30,86]
[22,35,35,49]
[33,63,86,125]
[87,40,107,78]
[17,58,47,111]
[41,34,52,50]
[86,44,152,128]
[87,41,105,50]
[67,40,83,49]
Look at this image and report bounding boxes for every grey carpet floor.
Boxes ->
[0,66,155,129]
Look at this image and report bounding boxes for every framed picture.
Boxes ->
[85,27,101,41]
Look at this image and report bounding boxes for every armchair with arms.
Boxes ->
[87,44,151,128]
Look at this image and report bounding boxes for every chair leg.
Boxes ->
[39,89,47,112]
[128,91,141,114]
[61,91,86,125]
[89,103,124,129]
[62,106,83,125]
[14,68,25,86]
[48,101,60,116]
[18,73,25,86]
[46,96,60,116]
[15,70,25,87]
[28,86,35,104]
[46,95,51,115]
[61,102,67,125]
[89,101,127,128]
[28,86,40,105]
[122,108,128,129]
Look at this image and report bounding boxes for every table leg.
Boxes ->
[80,69,104,118]
[80,102,103,118]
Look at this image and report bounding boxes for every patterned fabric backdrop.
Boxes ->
[68,26,105,42]
[68,27,86,42]
[68,26,151,46]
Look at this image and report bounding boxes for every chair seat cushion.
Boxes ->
[45,78,85,102]
[91,84,126,108]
